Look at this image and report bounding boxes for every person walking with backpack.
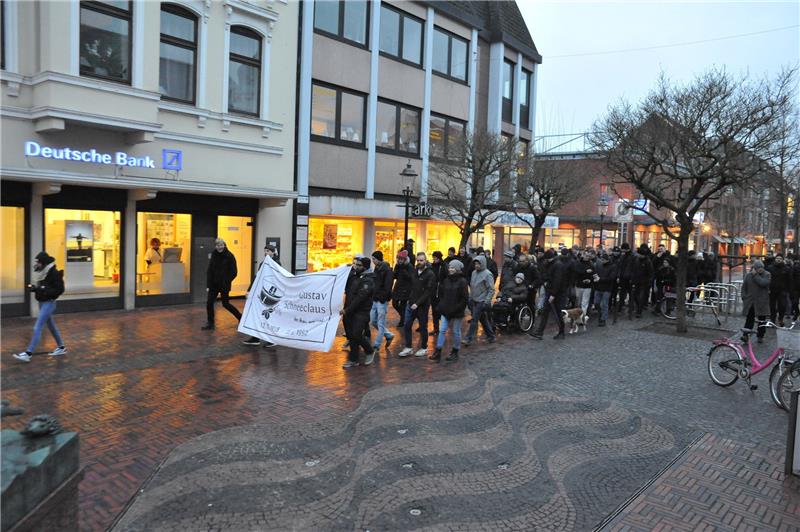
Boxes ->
[13,252,67,362]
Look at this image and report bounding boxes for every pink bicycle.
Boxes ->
[707,321,798,409]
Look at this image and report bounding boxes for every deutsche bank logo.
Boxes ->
[162,149,183,171]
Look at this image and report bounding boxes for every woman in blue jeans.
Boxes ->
[430,260,468,362]
[14,252,67,362]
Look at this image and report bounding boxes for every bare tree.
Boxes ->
[590,68,796,332]
[761,104,800,252]
[512,153,592,249]
[427,130,518,250]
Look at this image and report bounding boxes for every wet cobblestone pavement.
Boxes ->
[2,304,799,531]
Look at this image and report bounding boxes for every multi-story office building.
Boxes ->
[1,0,297,317]
[295,0,541,272]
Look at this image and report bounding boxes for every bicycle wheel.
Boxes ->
[707,344,743,386]
[777,361,800,412]
[517,305,533,332]
[769,359,792,409]
[660,298,676,320]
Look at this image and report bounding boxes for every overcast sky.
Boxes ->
[518,0,800,141]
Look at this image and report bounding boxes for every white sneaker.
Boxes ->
[49,346,68,357]
[398,347,414,357]
[415,348,428,357]
[363,352,376,366]
[342,360,359,368]
[13,352,31,362]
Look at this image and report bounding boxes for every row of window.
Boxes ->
[310,81,466,161]
[78,1,262,116]
[314,2,469,83]
[503,59,533,128]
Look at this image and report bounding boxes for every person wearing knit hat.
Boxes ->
[430,258,469,362]
[13,252,67,362]
[341,255,376,368]
[392,248,414,327]
[369,250,395,352]
[741,259,771,343]
[430,251,447,338]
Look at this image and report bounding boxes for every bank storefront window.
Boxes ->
[218,215,252,297]
[1,206,25,304]
[45,208,121,300]
[308,218,363,272]
[374,222,416,261]
[136,212,191,295]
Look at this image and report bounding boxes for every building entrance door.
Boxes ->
[191,237,216,304]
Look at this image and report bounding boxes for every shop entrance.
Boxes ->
[217,215,253,296]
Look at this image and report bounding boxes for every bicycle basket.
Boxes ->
[776,327,800,352]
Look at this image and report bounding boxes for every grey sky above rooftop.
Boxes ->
[518,0,800,140]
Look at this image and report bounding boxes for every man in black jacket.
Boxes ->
[202,238,241,330]
[369,250,395,352]
[429,251,447,337]
[341,256,376,368]
[630,244,654,318]
[13,251,67,362]
[531,249,567,340]
[768,254,792,326]
[399,252,437,357]
[392,250,414,327]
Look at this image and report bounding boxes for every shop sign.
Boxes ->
[494,212,558,229]
[613,200,634,223]
[24,141,182,170]
[411,202,433,218]
[541,215,559,229]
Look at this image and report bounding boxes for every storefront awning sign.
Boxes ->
[24,141,182,170]
[494,212,558,229]
[238,257,350,352]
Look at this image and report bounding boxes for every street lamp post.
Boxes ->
[597,196,609,249]
[399,160,418,253]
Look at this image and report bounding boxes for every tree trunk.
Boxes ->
[674,225,693,334]
[794,190,800,255]
[459,229,472,251]
[530,225,542,250]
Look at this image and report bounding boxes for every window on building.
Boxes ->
[313,0,368,47]
[136,212,192,295]
[228,26,261,116]
[44,208,121,300]
[311,82,366,146]
[429,114,466,162]
[379,5,423,66]
[159,4,197,104]
[80,1,132,83]
[376,100,420,155]
[502,59,514,123]
[520,69,531,129]
[431,27,468,81]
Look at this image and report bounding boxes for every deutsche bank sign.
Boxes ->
[24,141,182,170]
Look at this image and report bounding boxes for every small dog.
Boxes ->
[562,308,588,334]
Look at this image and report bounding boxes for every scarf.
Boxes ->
[33,262,55,284]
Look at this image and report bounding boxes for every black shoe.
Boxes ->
[530,334,543,340]
[635,313,642,319]
[462,339,471,346]
[263,341,276,348]
[598,320,606,327]
[445,348,459,362]
[201,323,215,330]
[429,348,442,361]
[242,336,261,346]
[487,337,496,343]
[757,337,764,344]
[385,335,394,348]
[553,332,565,340]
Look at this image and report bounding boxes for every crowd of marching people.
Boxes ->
[339,240,723,368]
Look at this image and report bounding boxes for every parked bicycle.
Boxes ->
[660,284,722,326]
[776,359,800,411]
[706,321,797,410]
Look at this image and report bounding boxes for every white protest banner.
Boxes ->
[238,257,350,352]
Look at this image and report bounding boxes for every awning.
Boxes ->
[712,235,747,244]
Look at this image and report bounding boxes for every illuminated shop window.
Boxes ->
[308,218,364,272]
[136,212,191,295]
[1,206,25,304]
[217,215,252,296]
[374,221,416,262]
[44,208,121,300]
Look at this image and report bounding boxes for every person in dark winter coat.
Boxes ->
[484,249,499,281]
[498,273,529,304]
[741,260,771,342]
[369,250,396,352]
[514,254,540,310]
[790,255,800,321]
[593,252,618,326]
[13,251,67,362]
[572,250,597,314]
[430,251,447,336]
[629,244,654,318]
[202,238,241,330]
[531,249,568,340]
[431,259,469,362]
[341,256,376,367]
[499,250,516,290]
[767,254,792,326]
[392,250,414,327]
[703,252,718,284]
[615,243,633,312]
[399,252,437,357]
[242,245,281,347]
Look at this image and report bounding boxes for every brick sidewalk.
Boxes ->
[2,303,799,531]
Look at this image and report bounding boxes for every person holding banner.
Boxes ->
[340,256,376,368]
[241,244,280,347]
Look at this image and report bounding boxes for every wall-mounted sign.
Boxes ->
[613,201,634,223]
[693,211,705,224]
[411,202,433,218]
[24,141,182,170]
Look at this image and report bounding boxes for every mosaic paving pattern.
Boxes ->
[115,372,698,531]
